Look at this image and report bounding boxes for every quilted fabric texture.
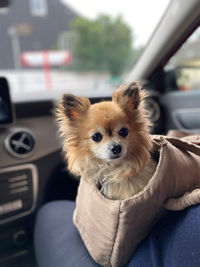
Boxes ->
[73,135,200,267]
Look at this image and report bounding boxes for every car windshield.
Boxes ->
[0,0,170,102]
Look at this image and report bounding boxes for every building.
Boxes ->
[0,0,77,69]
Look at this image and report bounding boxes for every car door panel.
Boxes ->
[160,90,200,133]
[173,108,200,131]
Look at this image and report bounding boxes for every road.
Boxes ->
[0,70,119,102]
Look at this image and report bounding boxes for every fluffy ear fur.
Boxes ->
[112,82,147,111]
[56,94,91,176]
[58,94,91,121]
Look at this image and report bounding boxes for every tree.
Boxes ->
[70,15,133,76]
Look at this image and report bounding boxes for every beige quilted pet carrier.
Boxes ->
[73,133,200,267]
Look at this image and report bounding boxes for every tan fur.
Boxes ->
[56,82,157,200]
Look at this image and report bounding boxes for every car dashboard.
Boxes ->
[0,99,80,266]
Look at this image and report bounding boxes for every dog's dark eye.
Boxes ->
[92,132,103,142]
[118,128,128,138]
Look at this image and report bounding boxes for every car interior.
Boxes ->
[0,0,200,266]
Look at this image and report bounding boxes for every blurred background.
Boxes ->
[0,0,171,101]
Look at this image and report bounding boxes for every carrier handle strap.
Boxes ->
[164,189,200,211]
[161,136,200,210]
[152,135,200,157]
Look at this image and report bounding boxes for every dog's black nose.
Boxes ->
[111,145,122,155]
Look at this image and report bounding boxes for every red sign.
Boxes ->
[20,50,72,91]
[20,50,72,67]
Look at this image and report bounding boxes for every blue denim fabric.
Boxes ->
[34,201,200,267]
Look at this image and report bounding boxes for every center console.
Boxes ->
[0,164,38,225]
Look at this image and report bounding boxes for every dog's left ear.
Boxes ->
[112,82,147,110]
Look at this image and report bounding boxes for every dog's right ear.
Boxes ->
[57,94,90,121]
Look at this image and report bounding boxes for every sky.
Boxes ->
[62,0,170,48]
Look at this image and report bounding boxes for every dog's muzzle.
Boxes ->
[110,144,122,159]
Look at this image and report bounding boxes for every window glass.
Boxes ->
[0,8,8,14]
[0,0,170,102]
[165,26,200,91]
[30,0,48,16]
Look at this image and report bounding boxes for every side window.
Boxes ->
[165,26,200,91]
[30,0,48,16]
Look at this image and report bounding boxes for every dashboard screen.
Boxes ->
[0,77,14,125]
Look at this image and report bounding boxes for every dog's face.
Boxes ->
[57,82,152,176]
[83,101,130,162]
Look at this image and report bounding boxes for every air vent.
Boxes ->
[5,129,35,158]
[145,98,160,122]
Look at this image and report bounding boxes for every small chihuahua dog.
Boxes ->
[57,82,157,200]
